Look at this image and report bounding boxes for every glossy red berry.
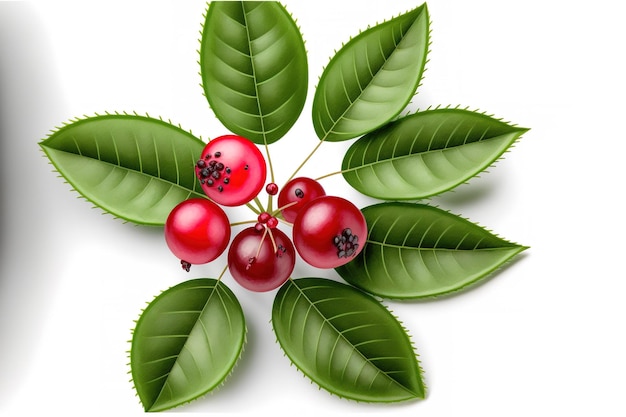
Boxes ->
[266,182,279,195]
[228,227,295,292]
[164,198,231,269]
[277,177,326,223]
[292,196,366,269]
[196,135,266,206]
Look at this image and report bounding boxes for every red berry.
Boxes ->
[292,196,366,269]
[266,182,279,195]
[228,227,295,292]
[277,177,326,223]
[164,198,231,267]
[266,217,279,229]
[196,135,266,206]
[258,212,271,224]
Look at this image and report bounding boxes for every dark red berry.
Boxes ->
[266,182,279,195]
[277,177,326,223]
[292,196,366,269]
[267,217,279,229]
[228,227,295,292]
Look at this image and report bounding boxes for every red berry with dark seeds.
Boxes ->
[196,135,266,206]
[277,177,326,223]
[292,196,366,269]
[164,198,231,269]
[228,227,295,292]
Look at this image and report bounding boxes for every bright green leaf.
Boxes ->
[336,202,528,299]
[39,115,206,226]
[201,1,308,145]
[312,4,429,142]
[272,277,425,402]
[341,108,529,199]
[131,279,246,412]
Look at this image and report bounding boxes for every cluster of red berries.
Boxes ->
[164,135,367,292]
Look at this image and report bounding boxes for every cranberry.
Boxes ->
[266,182,279,195]
[277,177,326,223]
[164,198,231,270]
[228,227,295,292]
[292,196,366,269]
[196,135,266,206]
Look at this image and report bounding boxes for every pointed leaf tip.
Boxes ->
[341,108,528,200]
[131,279,246,412]
[336,202,527,299]
[272,277,425,402]
[312,3,430,142]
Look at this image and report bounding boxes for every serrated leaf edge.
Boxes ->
[39,111,208,226]
[128,278,248,411]
[271,278,426,402]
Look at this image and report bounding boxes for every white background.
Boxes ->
[1,0,624,416]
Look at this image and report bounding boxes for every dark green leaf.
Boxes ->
[312,4,429,142]
[201,1,308,145]
[131,279,246,412]
[272,277,425,402]
[39,114,206,226]
[336,202,528,299]
[341,108,529,199]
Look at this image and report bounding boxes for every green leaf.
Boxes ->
[341,108,529,200]
[201,1,308,145]
[131,278,246,412]
[272,277,425,402]
[336,202,528,299]
[312,4,429,142]
[39,114,206,226]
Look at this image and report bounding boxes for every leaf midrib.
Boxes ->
[319,8,424,140]
[41,145,203,196]
[287,280,419,397]
[149,282,237,410]
[365,240,521,251]
[240,1,269,146]
[343,132,514,173]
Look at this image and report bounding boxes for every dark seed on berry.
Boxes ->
[214,151,221,157]
[244,164,249,170]
[223,178,230,184]
[207,179,214,186]
[344,228,352,236]
[200,168,210,178]
[338,250,346,258]
[295,188,304,198]
[225,167,231,174]
[216,162,224,171]
[209,160,217,166]
[212,171,221,179]
[196,160,206,169]
[217,185,223,192]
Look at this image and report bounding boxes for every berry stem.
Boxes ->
[246,203,261,215]
[272,200,298,216]
[264,142,276,185]
[266,227,278,253]
[287,136,326,182]
[253,197,265,213]
[314,169,344,181]
[230,219,257,227]
[217,264,228,282]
